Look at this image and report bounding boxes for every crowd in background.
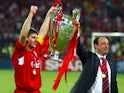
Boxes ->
[0,0,124,61]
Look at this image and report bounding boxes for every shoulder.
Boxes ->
[13,40,27,56]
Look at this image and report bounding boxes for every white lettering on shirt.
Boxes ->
[18,56,24,65]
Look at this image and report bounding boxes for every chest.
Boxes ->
[26,51,40,68]
[17,50,41,69]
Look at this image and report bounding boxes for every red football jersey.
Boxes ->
[12,40,43,91]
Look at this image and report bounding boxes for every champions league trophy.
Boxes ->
[47,4,80,62]
[49,0,81,90]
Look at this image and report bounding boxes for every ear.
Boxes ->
[26,38,28,41]
[25,37,29,42]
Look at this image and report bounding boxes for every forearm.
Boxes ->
[38,13,51,39]
[21,13,34,36]
[19,5,38,45]
[77,37,88,64]
[19,12,34,44]
[38,6,56,39]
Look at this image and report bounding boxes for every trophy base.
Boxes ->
[50,57,62,62]
[44,51,62,62]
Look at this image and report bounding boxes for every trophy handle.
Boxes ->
[49,4,63,51]
[49,17,56,50]
[72,8,80,22]
[48,5,63,60]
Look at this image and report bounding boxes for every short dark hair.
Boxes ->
[27,28,38,37]
[94,37,99,45]
[94,36,108,45]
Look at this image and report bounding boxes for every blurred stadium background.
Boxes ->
[0,0,124,93]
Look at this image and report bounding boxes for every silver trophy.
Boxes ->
[47,6,80,62]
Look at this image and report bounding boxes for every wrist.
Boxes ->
[30,11,36,15]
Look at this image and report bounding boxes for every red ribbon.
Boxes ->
[52,21,79,90]
[52,0,63,53]
[52,0,62,6]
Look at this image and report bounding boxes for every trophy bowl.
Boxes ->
[48,8,80,62]
[56,15,76,53]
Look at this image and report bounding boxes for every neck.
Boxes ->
[26,46,33,51]
[96,52,106,58]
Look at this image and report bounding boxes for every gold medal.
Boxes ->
[33,69,36,75]
[102,73,106,78]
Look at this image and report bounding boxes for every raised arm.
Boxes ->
[19,5,38,45]
[38,6,56,40]
[76,22,89,65]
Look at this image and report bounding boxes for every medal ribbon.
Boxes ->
[99,58,108,74]
[100,58,109,93]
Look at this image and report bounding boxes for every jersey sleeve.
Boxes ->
[12,40,28,60]
[12,40,27,69]
[14,40,27,53]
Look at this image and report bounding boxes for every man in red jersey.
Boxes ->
[12,5,56,93]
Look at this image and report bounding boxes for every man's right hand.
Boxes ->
[30,5,38,15]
